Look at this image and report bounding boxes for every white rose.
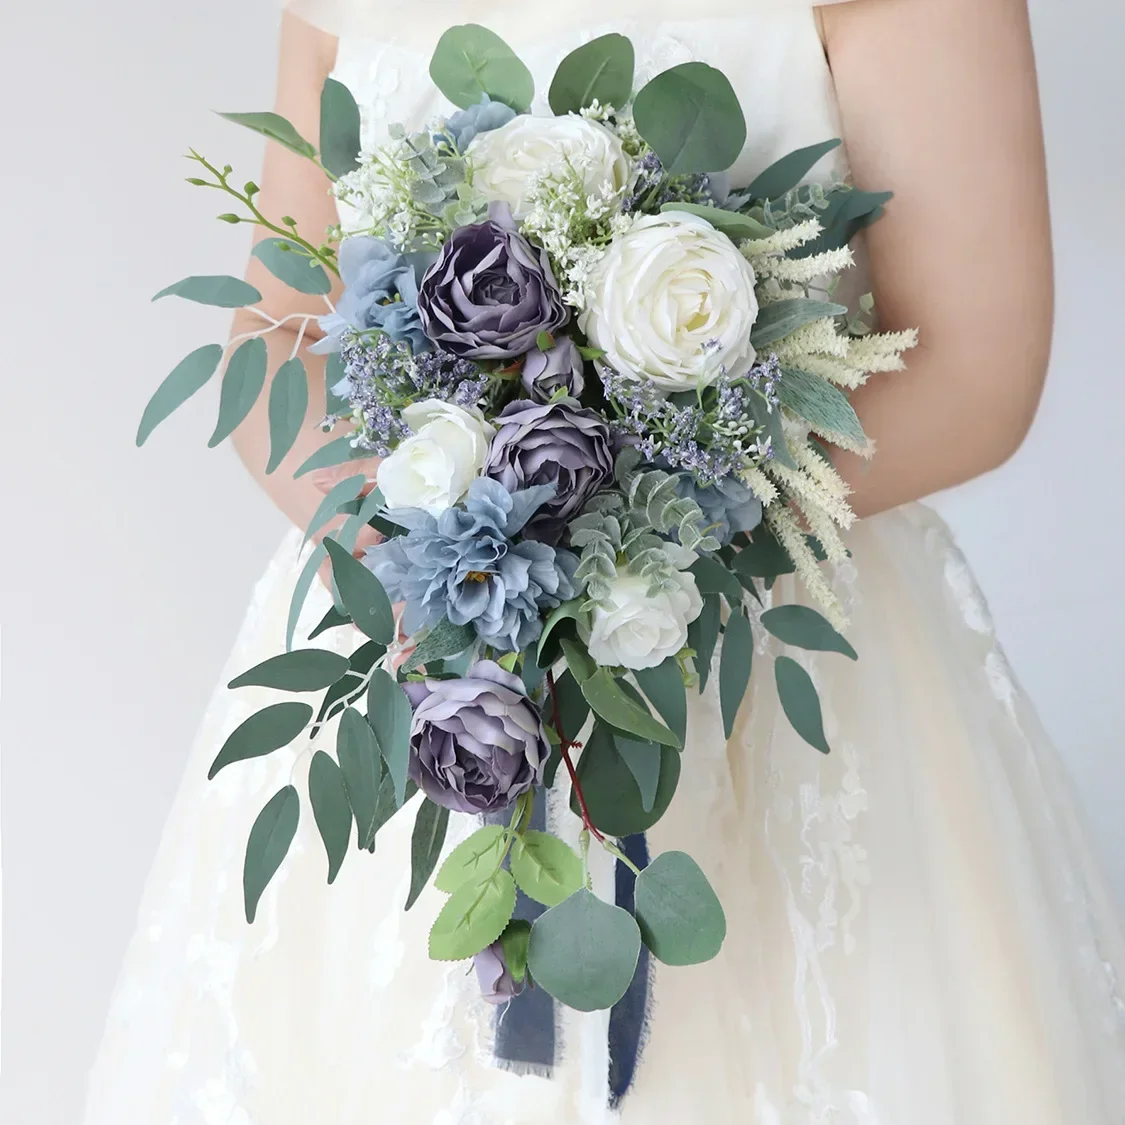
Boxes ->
[377,400,495,514]
[579,211,760,393]
[583,566,704,671]
[468,115,631,219]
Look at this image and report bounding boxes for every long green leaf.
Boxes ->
[208,337,267,447]
[308,751,351,884]
[406,800,450,910]
[403,618,475,673]
[252,238,331,296]
[243,785,299,923]
[581,669,680,748]
[295,435,370,478]
[367,669,413,805]
[662,202,773,242]
[218,110,317,158]
[747,138,842,202]
[719,611,753,739]
[208,702,313,779]
[614,737,661,814]
[337,707,384,850]
[548,33,635,115]
[304,474,367,544]
[429,24,534,112]
[137,344,223,446]
[323,538,395,644]
[266,357,308,474]
[760,605,858,660]
[687,594,722,692]
[319,76,362,178]
[152,276,262,308]
[775,655,830,754]
[286,542,326,652]
[228,649,349,692]
[633,658,687,747]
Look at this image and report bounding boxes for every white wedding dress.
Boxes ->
[81,2,1125,1122]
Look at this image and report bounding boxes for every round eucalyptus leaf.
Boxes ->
[548,33,635,115]
[228,649,350,693]
[429,870,517,961]
[632,62,747,175]
[510,831,584,907]
[243,785,300,923]
[208,702,313,780]
[429,24,534,112]
[634,851,726,966]
[528,889,642,1012]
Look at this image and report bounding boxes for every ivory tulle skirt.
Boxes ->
[81,502,1125,1124]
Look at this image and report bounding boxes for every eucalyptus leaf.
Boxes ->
[266,357,309,474]
[218,110,317,159]
[775,655,830,754]
[528,889,642,1012]
[252,238,332,296]
[309,605,351,640]
[208,702,313,779]
[688,594,722,692]
[304,474,367,544]
[538,600,585,664]
[559,638,597,684]
[337,706,384,849]
[581,669,680,748]
[760,604,858,660]
[510,831,584,908]
[634,851,726,965]
[324,538,395,644]
[633,658,687,747]
[208,337,267,448]
[778,368,866,446]
[243,785,299,923]
[731,525,797,580]
[435,825,508,893]
[793,186,892,258]
[285,542,326,652]
[614,737,661,813]
[690,556,743,609]
[429,870,517,961]
[719,611,753,739]
[661,201,773,242]
[548,33,635,115]
[294,436,373,478]
[403,618,475,673]
[137,344,223,446]
[228,649,350,692]
[325,352,351,416]
[319,76,362,178]
[632,62,746,175]
[367,669,413,806]
[429,24,534,112]
[406,800,450,910]
[746,138,842,202]
[311,640,384,736]
[308,751,351,884]
[152,276,262,308]
[751,299,847,350]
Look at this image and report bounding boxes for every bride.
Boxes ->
[82,1,1125,1121]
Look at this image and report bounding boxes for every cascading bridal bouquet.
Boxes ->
[142,26,916,1014]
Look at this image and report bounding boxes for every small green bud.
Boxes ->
[185,176,208,186]
[243,181,260,196]
[222,164,233,176]
[217,213,241,224]
[281,215,297,227]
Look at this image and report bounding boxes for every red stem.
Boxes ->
[546,671,605,844]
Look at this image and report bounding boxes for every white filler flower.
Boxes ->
[579,210,760,393]
[469,115,632,219]
[583,566,704,671]
[377,400,495,515]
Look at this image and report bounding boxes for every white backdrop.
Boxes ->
[1,1,1123,1122]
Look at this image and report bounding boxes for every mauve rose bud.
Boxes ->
[484,399,613,545]
[417,206,568,361]
[401,660,548,815]
[520,336,586,403]
[473,940,524,1005]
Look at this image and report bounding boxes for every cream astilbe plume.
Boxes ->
[774,318,851,362]
[755,247,854,286]
[741,219,823,260]
[847,328,920,372]
[785,353,869,390]
[767,505,846,630]
[766,457,855,531]
[741,465,780,507]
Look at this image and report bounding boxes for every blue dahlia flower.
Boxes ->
[675,471,764,545]
[312,236,435,356]
[442,95,518,151]
[364,479,579,652]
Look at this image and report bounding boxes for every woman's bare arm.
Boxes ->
[820,0,1052,517]
[229,14,371,534]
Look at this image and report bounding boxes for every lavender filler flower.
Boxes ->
[417,204,568,360]
[365,478,578,651]
[402,660,548,815]
[484,399,613,544]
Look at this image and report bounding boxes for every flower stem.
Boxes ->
[546,671,604,845]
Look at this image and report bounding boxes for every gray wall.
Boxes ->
[1,1,1122,1121]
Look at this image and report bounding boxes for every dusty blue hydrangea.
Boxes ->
[674,471,763,545]
[364,479,579,652]
[442,95,518,151]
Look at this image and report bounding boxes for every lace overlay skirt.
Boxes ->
[81,503,1125,1124]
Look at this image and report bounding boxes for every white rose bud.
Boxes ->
[468,115,632,219]
[583,566,704,671]
[377,400,495,515]
[579,211,760,393]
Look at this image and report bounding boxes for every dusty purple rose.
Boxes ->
[402,660,548,815]
[521,336,586,403]
[473,941,524,1005]
[484,399,613,544]
[417,207,568,361]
